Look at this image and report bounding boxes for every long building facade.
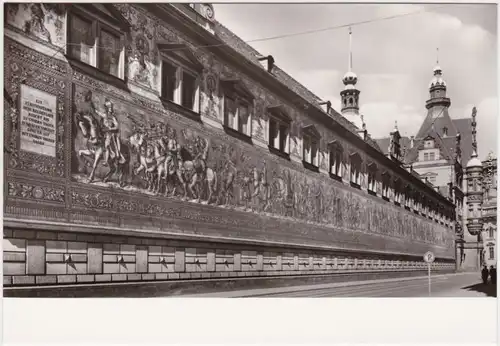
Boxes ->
[3,3,456,287]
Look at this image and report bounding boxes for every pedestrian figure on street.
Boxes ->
[481,265,489,284]
[489,266,496,285]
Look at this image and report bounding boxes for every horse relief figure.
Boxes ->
[160,127,187,199]
[128,130,166,193]
[76,94,130,187]
[217,157,237,207]
[178,136,217,204]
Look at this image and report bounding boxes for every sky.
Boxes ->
[213,3,498,159]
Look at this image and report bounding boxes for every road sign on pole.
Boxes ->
[423,251,435,296]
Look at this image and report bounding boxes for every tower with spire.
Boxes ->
[464,107,484,268]
[340,27,364,132]
[426,49,451,113]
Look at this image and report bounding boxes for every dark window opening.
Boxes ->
[161,61,177,101]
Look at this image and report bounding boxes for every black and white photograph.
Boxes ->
[2,1,498,345]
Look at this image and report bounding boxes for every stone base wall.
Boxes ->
[3,228,456,287]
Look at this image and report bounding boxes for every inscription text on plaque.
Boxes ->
[19,84,57,157]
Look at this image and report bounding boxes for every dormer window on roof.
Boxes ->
[268,105,291,157]
[424,138,435,149]
[302,125,320,169]
[221,79,254,138]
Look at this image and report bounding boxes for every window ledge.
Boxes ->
[268,146,290,160]
[350,182,361,189]
[223,126,253,144]
[302,161,319,173]
[382,196,390,202]
[329,173,342,182]
[160,98,202,123]
[368,189,377,197]
[66,55,129,92]
[394,202,401,207]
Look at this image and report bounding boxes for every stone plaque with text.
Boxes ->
[19,84,57,157]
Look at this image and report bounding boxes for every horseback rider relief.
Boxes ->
[75,92,129,186]
[96,98,126,166]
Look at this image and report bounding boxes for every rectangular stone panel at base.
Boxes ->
[136,246,148,273]
[234,253,242,271]
[207,251,215,272]
[175,248,185,272]
[87,244,103,274]
[26,240,45,275]
[4,262,26,276]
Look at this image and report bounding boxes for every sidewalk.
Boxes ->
[182,272,471,297]
[431,282,497,297]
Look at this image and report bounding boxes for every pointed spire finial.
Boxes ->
[436,47,439,65]
[348,26,353,72]
[471,106,478,158]
[394,120,398,131]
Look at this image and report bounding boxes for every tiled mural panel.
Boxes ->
[4,1,456,287]
[3,230,456,286]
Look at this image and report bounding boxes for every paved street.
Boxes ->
[184,272,497,298]
[5,272,496,298]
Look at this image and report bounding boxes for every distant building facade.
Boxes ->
[374,64,484,270]
[480,154,497,267]
[3,3,455,287]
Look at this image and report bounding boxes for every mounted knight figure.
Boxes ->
[128,126,164,193]
[160,126,186,197]
[178,136,217,204]
[77,93,129,186]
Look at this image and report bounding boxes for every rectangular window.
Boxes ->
[161,61,177,101]
[303,135,318,166]
[429,152,435,161]
[69,15,95,65]
[368,167,377,192]
[279,123,288,152]
[330,148,343,177]
[224,96,237,130]
[382,175,390,198]
[238,103,249,135]
[181,71,197,110]
[424,153,429,161]
[489,246,494,260]
[394,181,402,204]
[350,159,361,185]
[99,29,120,77]
[67,9,125,79]
[489,228,494,239]
[269,117,289,153]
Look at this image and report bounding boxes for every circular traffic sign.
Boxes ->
[423,251,435,263]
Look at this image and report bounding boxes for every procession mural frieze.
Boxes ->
[113,4,345,167]
[5,44,66,178]
[5,3,66,48]
[69,84,453,248]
